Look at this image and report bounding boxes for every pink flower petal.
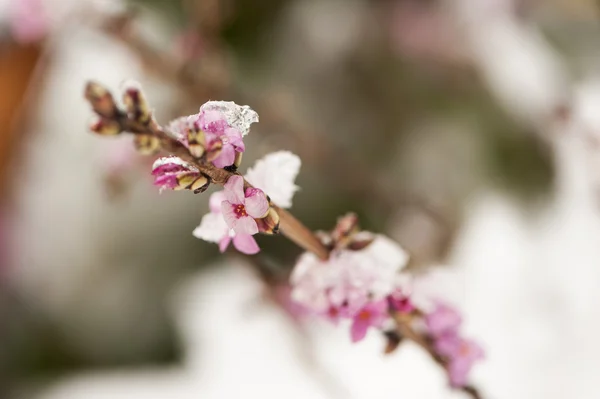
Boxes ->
[232,215,259,235]
[209,191,226,213]
[244,188,269,218]
[350,318,370,343]
[212,144,236,168]
[232,234,260,254]
[219,235,232,253]
[221,202,238,229]
[223,175,245,204]
[154,174,179,190]
[425,303,462,337]
[224,127,245,151]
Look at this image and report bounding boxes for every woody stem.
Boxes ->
[119,114,331,260]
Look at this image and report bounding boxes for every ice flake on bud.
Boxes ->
[122,80,152,125]
[199,101,258,137]
[193,191,260,254]
[245,151,301,209]
[221,175,269,235]
[134,134,161,155]
[151,157,208,193]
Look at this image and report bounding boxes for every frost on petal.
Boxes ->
[360,235,409,274]
[166,115,192,142]
[290,253,332,313]
[245,151,301,208]
[232,216,259,236]
[199,101,258,137]
[223,175,245,204]
[151,156,196,176]
[193,212,229,243]
[232,234,260,255]
[244,188,269,218]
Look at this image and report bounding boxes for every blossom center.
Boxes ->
[358,310,371,320]
[234,204,248,218]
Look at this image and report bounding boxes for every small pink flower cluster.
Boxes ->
[291,215,412,342]
[193,151,301,254]
[425,303,484,387]
[168,101,258,168]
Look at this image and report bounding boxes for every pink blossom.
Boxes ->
[10,0,49,44]
[434,334,484,387]
[424,302,463,337]
[205,128,245,168]
[290,236,408,318]
[193,191,259,255]
[196,101,258,168]
[221,175,268,235]
[193,151,301,254]
[350,300,389,342]
[388,291,414,314]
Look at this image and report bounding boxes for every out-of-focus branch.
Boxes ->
[391,311,483,399]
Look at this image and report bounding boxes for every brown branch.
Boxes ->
[114,106,331,260]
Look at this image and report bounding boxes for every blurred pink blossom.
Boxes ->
[10,0,49,44]
[424,302,463,337]
[350,300,389,342]
[290,236,408,320]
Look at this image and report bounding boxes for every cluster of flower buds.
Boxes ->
[85,81,161,154]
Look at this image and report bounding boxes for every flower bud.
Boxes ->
[233,151,243,168]
[152,156,209,193]
[187,126,206,158]
[255,207,280,235]
[85,81,118,119]
[122,81,151,125]
[190,174,210,193]
[133,134,160,155]
[205,140,223,163]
